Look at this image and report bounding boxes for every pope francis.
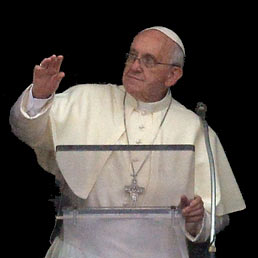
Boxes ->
[10,26,245,258]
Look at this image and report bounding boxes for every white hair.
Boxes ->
[170,43,185,68]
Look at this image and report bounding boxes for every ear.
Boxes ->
[165,66,183,88]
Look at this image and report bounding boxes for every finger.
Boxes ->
[56,71,65,81]
[180,195,190,209]
[39,56,54,69]
[46,54,57,69]
[188,202,203,212]
[183,196,204,214]
[33,65,47,77]
[48,55,64,74]
[189,196,203,208]
[183,209,204,224]
[34,65,41,72]
[185,214,204,223]
[51,72,65,86]
[54,55,64,72]
[182,206,203,218]
[185,207,204,217]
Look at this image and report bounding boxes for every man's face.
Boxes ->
[122,30,177,102]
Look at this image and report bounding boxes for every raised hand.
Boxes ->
[32,55,65,99]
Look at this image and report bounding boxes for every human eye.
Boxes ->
[126,50,138,62]
[142,54,156,67]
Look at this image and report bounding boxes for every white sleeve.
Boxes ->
[10,84,55,148]
[26,85,54,117]
[185,211,230,243]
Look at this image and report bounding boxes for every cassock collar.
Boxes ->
[126,89,172,114]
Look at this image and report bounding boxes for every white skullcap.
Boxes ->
[143,26,185,56]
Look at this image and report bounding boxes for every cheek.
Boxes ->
[122,66,130,83]
[152,70,169,84]
[123,65,128,75]
[145,72,163,86]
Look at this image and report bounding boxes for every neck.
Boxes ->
[134,89,169,103]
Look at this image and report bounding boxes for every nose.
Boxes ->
[129,57,143,72]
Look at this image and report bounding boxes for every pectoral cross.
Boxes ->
[124,178,145,207]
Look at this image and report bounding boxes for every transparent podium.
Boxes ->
[54,145,196,258]
[57,207,188,258]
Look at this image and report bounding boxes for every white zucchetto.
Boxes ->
[143,26,185,56]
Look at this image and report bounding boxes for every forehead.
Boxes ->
[130,30,174,57]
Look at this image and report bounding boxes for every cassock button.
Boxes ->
[141,110,147,116]
[139,125,145,130]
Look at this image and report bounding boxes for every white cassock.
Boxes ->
[10,84,246,258]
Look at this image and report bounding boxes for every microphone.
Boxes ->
[195,102,217,257]
[195,102,207,121]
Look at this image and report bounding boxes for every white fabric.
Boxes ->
[10,83,246,212]
[10,83,245,257]
[143,26,185,55]
[27,87,53,117]
[56,146,195,208]
[10,83,246,215]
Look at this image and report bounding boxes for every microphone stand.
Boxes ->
[195,102,216,258]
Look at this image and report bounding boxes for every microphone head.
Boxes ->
[195,102,207,120]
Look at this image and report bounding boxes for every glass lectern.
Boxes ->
[55,145,195,258]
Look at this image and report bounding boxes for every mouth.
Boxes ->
[126,74,144,82]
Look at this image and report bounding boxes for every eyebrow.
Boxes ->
[129,48,138,55]
[129,48,157,60]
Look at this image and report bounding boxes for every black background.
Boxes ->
[2,2,254,257]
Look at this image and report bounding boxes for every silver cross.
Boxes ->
[124,178,145,207]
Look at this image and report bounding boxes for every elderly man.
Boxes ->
[10,26,245,257]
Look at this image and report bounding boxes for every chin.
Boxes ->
[124,81,140,95]
[123,75,146,99]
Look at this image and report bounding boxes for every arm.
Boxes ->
[9,84,54,148]
[10,55,65,148]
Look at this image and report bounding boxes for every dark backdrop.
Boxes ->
[2,3,254,257]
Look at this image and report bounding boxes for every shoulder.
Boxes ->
[172,98,220,141]
[171,97,200,123]
[54,83,124,105]
[57,83,123,98]
[51,84,125,118]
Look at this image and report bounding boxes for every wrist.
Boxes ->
[185,221,203,237]
[32,85,52,99]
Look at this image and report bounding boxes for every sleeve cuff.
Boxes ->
[184,211,209,243]
[184,211,230,243]
[21,84,54,119]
